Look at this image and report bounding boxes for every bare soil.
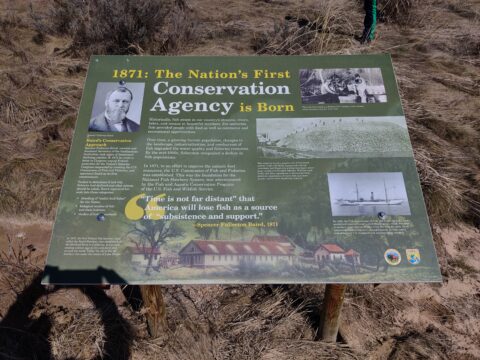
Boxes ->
[1,0,479,359]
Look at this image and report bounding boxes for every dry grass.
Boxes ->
[31,0,171,55]
[1,0,480,358]
[387,327,452,360]
[377,0,480,226]
[0,11,82,218]
[377,0,419,24]
[219,289,310,356]
[154,6,199,55]
[0,231,134,359]
[30,0,197,56]
[0,61,80,217]
[0,234,41,296]
[43,304,106,359]
[400,60,480,225]
[348,285,411,321]
[406,106,480,224]
[0,233,45,358]
[252,0,357,55]
[129,285,361,359]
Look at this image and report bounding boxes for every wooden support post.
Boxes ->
[139,285,167,338]
[318,284,347,342]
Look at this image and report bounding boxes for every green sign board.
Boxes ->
[43,55,441,284]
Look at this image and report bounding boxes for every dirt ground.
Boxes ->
[1,0,479,359]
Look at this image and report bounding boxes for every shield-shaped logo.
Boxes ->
[406,249,421,265]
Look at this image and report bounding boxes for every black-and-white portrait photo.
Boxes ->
[327,172,411,217]
[300,68,387,104]
[88,82,145,132]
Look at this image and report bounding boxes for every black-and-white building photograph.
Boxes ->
[300,68,387,104]
[88,82,145,133]
[327,172,411,217]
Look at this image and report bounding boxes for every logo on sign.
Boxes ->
[384,249,401,266]
[406,249,421,265]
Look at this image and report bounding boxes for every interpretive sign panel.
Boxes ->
[43,55,441,284]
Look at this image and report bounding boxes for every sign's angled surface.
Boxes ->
[43,55,442,284]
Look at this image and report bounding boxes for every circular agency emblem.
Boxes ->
[384,249,402,266]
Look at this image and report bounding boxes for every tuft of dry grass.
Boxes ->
[0,233,41,295]
[377,0,419,24]
[347,285,411,325]
[453,33,480,57]
[130,285,362,359]
[30,0,197,57]
[48,306,106,359]
[385,1,480,227]
[405,103,480,225]
[0,229,136,359]
[31,0,171,56]
[387,327,452,360]
[151,5,199,55]
[0,71,79,218]
[0,11,81,219]
[260,340,360,359]
[252,0,357,55]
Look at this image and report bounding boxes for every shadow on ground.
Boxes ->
[0,272,135,360]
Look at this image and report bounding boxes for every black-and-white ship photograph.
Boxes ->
[300,68,387,104]
[327,172,411,216]
[256,116,411,159]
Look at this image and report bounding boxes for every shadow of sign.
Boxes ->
[42,265,128,285]
[0,269,134,360]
